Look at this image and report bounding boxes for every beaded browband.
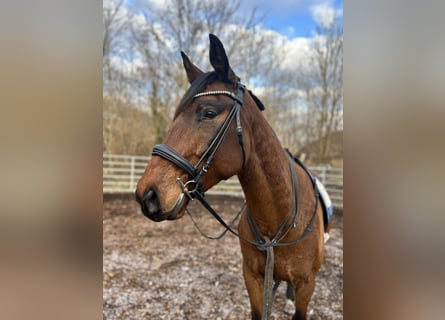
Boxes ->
[193,90,244,104]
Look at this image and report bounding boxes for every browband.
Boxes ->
[193,90,243,104]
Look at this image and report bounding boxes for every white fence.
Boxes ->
[103,153,343,209]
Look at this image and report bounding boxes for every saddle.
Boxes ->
[285,149,334,230]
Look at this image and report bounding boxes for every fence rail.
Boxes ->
[103,153,343,209]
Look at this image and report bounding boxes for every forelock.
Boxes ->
[174,71,218,119]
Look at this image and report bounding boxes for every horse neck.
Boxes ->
[237,116,294,237]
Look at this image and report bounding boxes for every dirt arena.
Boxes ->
[103,194,343,319]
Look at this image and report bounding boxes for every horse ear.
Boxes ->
[209,34,237,84]
[181,51,204,84]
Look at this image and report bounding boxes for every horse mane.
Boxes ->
[174,71,266,119]
[248,89,265,111]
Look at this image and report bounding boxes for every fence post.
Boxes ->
[321,166,327,185]
[130,156,135,190]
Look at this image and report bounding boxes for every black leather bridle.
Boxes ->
[152,82,319,245]
[152,82,246,202]
[150,80,319,246]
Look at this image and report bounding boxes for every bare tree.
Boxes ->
[103,0,128,87]
[128,0,268,147]
[104,0,270,155]
[103,0,342,161]
[103,94,153,155]
[103,0,159,155]
[297,17,343,163]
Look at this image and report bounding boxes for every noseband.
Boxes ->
[152,82,246,200]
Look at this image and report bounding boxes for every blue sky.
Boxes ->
[238,0,343,38]
[127,0,343,39]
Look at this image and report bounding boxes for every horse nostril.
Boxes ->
[142,188,160,215]
[145,189,154,200]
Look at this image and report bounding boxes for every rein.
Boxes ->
[151,82,319,320]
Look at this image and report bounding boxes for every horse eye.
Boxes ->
[203,109,218,119]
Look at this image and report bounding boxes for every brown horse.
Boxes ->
[136,34,327,320]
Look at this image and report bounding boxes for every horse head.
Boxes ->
[136,34,262,222]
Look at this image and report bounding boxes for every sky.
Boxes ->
[233,0,342,38]
[109,0,343,86]
[129,0,343,39]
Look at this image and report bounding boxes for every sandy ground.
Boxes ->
[103,194,343,319]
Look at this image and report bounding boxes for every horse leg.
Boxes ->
[284,282,296,314]
[286,281,295,301]
[242,261,264,320]
[291,276,316,320]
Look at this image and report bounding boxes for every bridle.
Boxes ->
[151,82,246,213]
[151,80,319,247]
[151,80,320,320]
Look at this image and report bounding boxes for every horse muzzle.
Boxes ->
[136,188,186,221]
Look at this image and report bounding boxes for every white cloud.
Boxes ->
[221,24,313,72]
[309,0,340,27]
[131,12,148,29]
[281,37,312,70]
[146,0,166,10]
